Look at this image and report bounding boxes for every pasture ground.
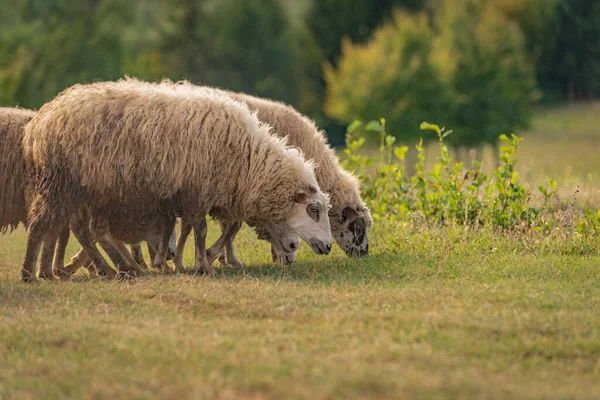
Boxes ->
[1,104,600,399]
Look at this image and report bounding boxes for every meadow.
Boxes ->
[1,104,600,399]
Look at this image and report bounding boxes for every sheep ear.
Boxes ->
[294,190,310,204]
[342,206,360,221]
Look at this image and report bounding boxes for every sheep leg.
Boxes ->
[193,216,214,275]
[38,230,59,280]
[153,216,177,274]
[70,215,116,279]
[147,243,157,268]
[116,241,144,273]
[21,200,53,282]
[60,248,89,277]
[84,259,97,276]
[90,216,140,277]
[53,227,71,278]
[207,221,243,266]
[222,221,244,268]
[174,218,192,272]
[130,243,149,269]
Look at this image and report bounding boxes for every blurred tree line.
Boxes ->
[0,0,598,147]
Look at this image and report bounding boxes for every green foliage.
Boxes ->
[0,0,127,109]
[342,118,599,236]
[436,0,540,147]
[326,2,538,148]
[541,0,600,101]
[199,0,301,105]
[306,0,424,65]
[325,11,456,143]
[0,0,302,109]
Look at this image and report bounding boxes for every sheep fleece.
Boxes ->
[23,79,319,226]
[0,107,35,232]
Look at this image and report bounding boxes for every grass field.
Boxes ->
[1,105,600,399]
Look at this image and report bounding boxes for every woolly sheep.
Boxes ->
[176,89,373,267]
[0,107,176,279]
[230,92,373,257]
[0,107,35,233]
[21,78,332,281]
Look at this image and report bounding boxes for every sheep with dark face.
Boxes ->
[228,93,372,259]
[21,79,332,281]
[175,88,372,267]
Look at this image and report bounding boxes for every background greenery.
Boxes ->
[1,0,599,147]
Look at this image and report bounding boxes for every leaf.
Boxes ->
[420,122,440,133]
[394,146,408,161]
[347,120,362,133]
[499,134,510,144]
[365,120,382,133]
[441,129,453,138]
[385,135,396,147]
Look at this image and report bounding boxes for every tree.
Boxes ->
[307,0,424,65]
[156,0,301,106]
[0,0,126,108]
[542,0,600,101]
[324,11,456,143]
[436,0,539,148]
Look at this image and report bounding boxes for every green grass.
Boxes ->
[2,104,600,399]
[1,220,600,399]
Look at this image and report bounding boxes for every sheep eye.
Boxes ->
[306,202,321,221]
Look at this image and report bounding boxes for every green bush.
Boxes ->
[436,0,539,148]
[324,11,456,144]
[325,3,538,149]
[340,118,581,235]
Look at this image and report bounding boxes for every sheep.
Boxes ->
[176,89,372,268]
[21,78,332,282]
[230,93,373,257]
[0,107,65,279]
[0,107,35,233]
[0,107,176,279]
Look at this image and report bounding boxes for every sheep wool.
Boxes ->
[0,107,35,233]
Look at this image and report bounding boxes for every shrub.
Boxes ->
[341,118,569,233]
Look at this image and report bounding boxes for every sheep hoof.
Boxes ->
[97,267,117,280]
[194,264,215,276]
[21,272,37,283]
[174,263,184,274]
[38,271,58,281]
[55,267,74,279]
[225,256,244,269]
[206,248,220,265]
[217,253,226,266]
[116,270,137,281]
[161,264,174,275]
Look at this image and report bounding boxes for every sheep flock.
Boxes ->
[0,77,372,282]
